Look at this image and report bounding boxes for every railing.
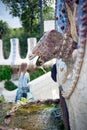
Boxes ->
[0,38,37,65]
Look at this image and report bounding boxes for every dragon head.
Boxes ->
[29,30,77,67]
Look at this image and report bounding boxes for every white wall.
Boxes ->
[44,20,55,32]
[30,71,59,100]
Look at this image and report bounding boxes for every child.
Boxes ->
[15,63,34,102]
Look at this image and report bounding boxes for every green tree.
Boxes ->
[1,0,54,58]
[0,20,9,39]
[1,0,54,37]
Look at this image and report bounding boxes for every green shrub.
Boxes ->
[4,80,17,91]
[30,67,51,81]
[0,66,12,81]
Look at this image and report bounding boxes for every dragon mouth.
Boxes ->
[36,57,44,66]
[29,54,44,66]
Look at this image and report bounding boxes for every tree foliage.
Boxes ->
[0,20,9,39]
[1,0,54,36]
[1,0,54,58]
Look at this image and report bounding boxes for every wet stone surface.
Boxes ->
[0,99,66,130]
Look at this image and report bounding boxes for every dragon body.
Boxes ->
[29,0,87,130]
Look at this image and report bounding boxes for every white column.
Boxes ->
[8,38,22,65]
[26,38,37,57]
[25,38,37,64]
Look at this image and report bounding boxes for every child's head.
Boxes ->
[20,63,28,73]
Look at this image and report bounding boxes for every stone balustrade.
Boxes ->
[0,38,37,65]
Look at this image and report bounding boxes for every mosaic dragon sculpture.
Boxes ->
[29,0,87,130]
